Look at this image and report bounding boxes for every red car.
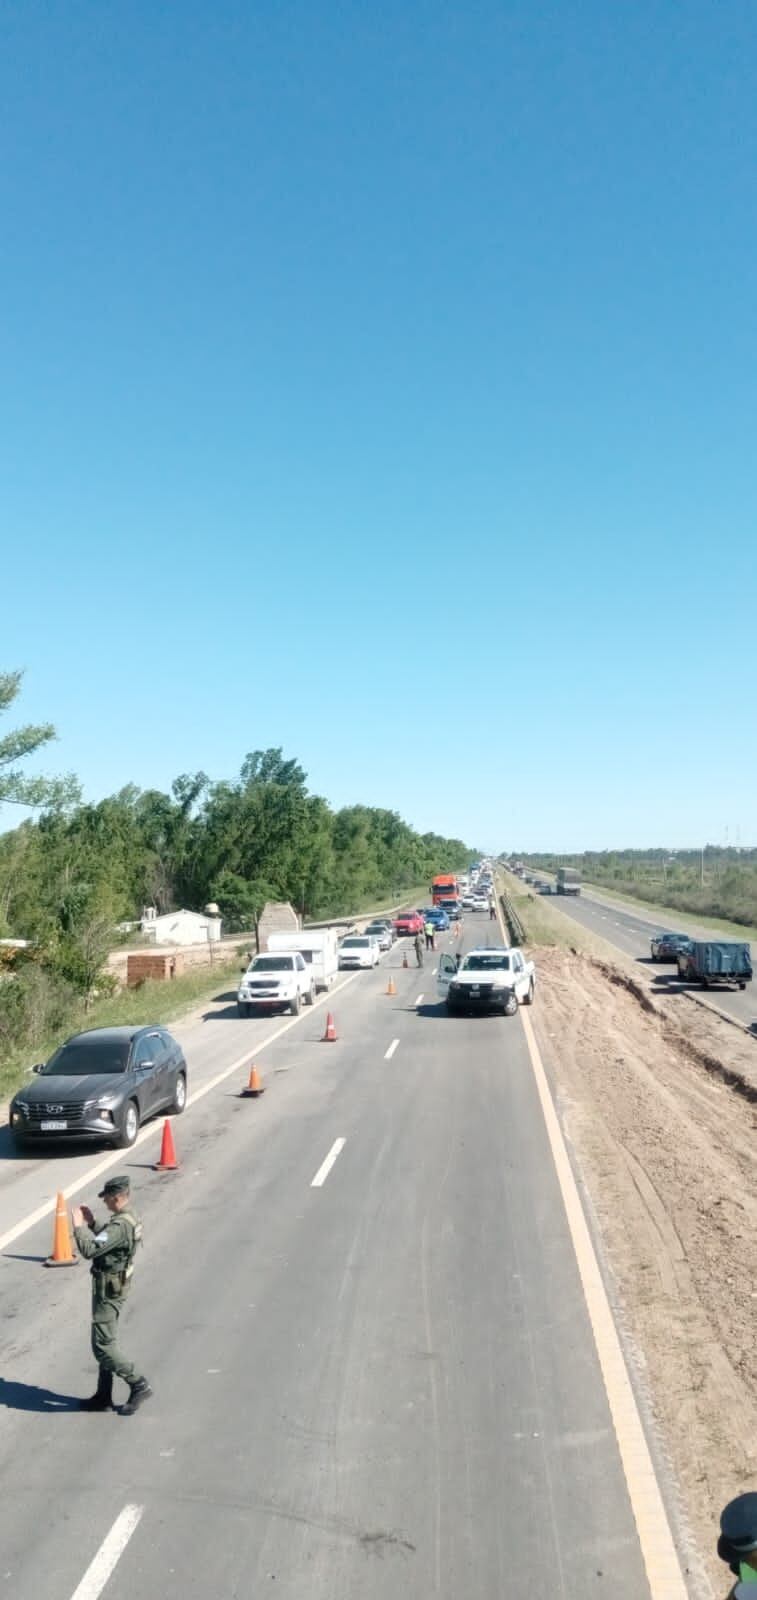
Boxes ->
[393,910,424,937]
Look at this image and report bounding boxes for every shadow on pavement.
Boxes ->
[0,1379,81,1413]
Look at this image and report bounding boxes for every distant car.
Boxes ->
[423,907,450,930]
[364,920,393,952]
[650,932,693,962]
[471,895,489,912]
[537,883,553,895]
[9,1025,188,1150]
[461,893,476,909]
[339,934,381,969]
[393,911,424,937]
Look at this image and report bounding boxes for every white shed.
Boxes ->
[141,907,222,946]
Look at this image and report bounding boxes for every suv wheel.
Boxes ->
[290,992,301,1016]
[523,979,535,1006]
[503,992,518,1017]
[117,1099,140,1149]
[306,982,316,1006]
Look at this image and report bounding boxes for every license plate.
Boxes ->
[469,985,480,994]
[40,1120,68,1131]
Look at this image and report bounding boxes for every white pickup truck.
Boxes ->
[238,952,316,1017]
[437,945,535,1015]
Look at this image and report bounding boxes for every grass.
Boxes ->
[582,880,757,943]
[0,955,245,1104]
[498,871,614,959]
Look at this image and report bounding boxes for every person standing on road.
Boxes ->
[413,931,424,967]
[424,918,435,951]
[489,898,496,921]
[71,1176,153,1416]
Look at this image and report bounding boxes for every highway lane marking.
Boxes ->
[0,974,361,1255]
[491,886,686,1599]
[384,1038,400,1060]
[415,994,424,1006]
[311,1138,346,1188]
[70,1504,143,1600]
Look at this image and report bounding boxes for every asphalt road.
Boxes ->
[537,886,757,1030]
[0,918,660,1600]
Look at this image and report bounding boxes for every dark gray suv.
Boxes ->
[9,1025,188,1150]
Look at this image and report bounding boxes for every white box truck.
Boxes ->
[266,928,340,991]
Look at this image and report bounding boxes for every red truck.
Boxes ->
[431,874,459,907]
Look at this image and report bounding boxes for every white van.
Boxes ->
[266,928,340,991]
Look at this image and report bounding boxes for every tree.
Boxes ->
[0,670,79,810]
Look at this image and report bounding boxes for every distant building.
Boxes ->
[140,907,222,946]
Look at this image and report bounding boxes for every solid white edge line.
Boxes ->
[70,1504,143,1600]
[310,1137,346,1188]
[384,1038,400,1060]
[0,974,361,1254]
[494,880,686,1600]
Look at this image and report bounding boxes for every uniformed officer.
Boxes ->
[71,1176,153,1416]
[718,1492,757,1596]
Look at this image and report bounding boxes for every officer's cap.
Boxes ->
[98,1175,130,1199]
[719,1493,757,1571]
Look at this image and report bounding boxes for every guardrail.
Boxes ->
[499,890,527,947]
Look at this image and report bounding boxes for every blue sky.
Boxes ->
[2,0,756,851]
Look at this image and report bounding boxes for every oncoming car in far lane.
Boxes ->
[9,1025,188,1150]
[650,931,693,963]
[437,947,535,1015]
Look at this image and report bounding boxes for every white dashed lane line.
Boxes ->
[310,1138,346,1188]
[384,1038,400,1060]
[70,1505,143,1600]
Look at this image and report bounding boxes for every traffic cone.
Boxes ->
[386,975,396,996]
[155,1118,179,1171]
[44,1192,78,1268]
[323,1011,337,1042]
[241,1064,264,1097]
[402,951,408,969]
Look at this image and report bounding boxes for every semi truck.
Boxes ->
[431,874,459,906]
[556,868,581,896]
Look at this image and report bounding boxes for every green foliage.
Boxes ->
[0,742,472,1075]
[0,669,80,809]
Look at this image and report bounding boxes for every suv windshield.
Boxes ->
[462,954,510,972]
[43,1036,131,1075]
[342,938,369,948]
[250,957,293,972]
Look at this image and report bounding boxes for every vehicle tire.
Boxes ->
[237,1002,250,1018]
[523,979,535,1006]
[739,982,746,991]
[306,982,316,1006]
[117,1099,140,1149]
[290,992,301,1016]
[503,992,518,1017]
[446,998,457,1015]
[701,976,710,989]
[171,1072,187,1116]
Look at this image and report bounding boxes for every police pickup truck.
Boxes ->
[437,946,535,1015]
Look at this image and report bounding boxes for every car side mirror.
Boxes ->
[137,1061,153,1073]
[32,1063,44,1074]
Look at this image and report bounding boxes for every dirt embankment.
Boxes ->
[533,946,757,1599]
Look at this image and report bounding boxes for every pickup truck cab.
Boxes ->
[437,946,535,1015]
[238,952,316,1016]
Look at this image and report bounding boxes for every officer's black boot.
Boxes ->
[80,1369,113,1411]
[121,1377,153,1416]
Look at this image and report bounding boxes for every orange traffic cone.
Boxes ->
[323,1011,337,1042]
[241,1064,264,1097]
[44,1192,78,1268]
[386,975,397,996]
[402,951,408,969]
[155,1118,179,1171]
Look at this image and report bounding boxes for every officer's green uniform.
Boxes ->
[74,1201,144,1384]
